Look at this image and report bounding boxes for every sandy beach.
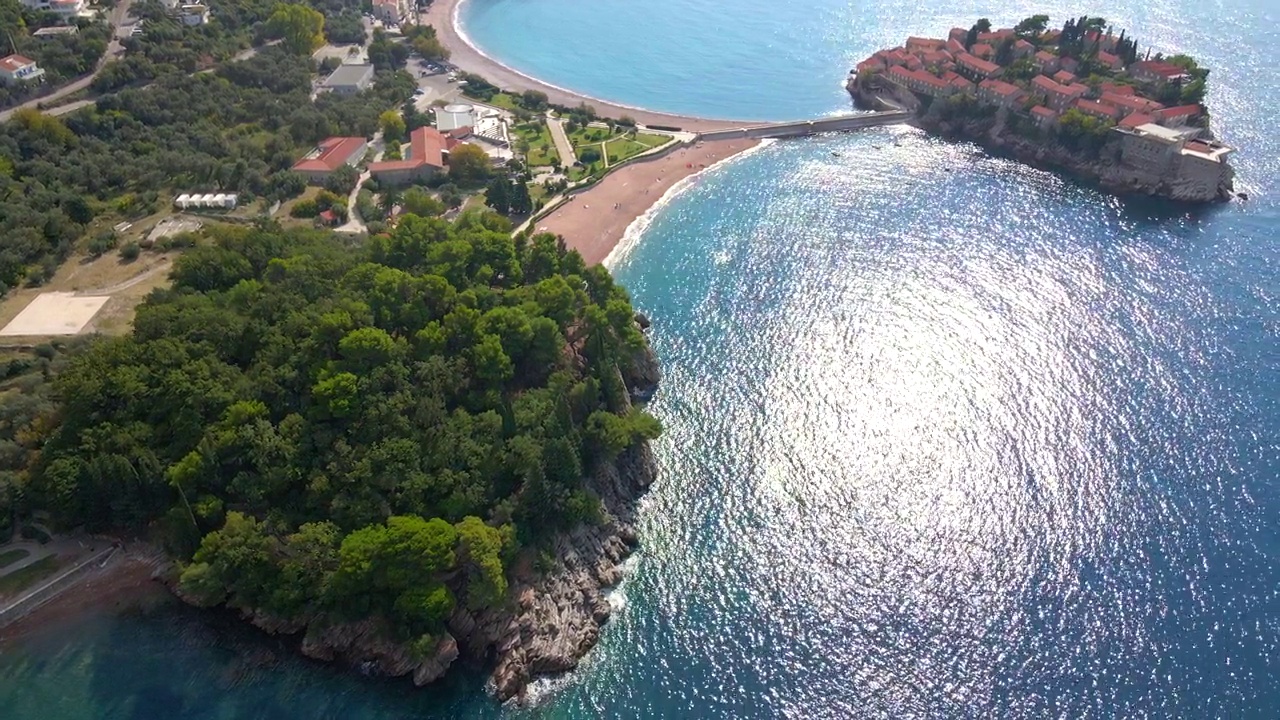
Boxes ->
[0,545,169,644]
[422,0,750,133]
[533,139,760,265]
[421,0,768,264]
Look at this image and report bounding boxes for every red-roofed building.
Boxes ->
[971,43,994,59]
[1040,30,1061,44]
[368,126,448,185]
[1013,39,1035,58]
[977,28,1015,43]
[1154,104,1202,127]
[956,52,1001,79]
[1100,82,1136,96]
[1030,105,1058,129]
[1097,50,1123,70]
[885,65,954,97]
[906,37,945,52]
[1033,75,1089,111]
[857,57,885,75]
[1060,57,1081,74]
[1118,112,1155,129]
[1101,91,1163,115]
[292,136,368,183]
[876,48,911,67]
[1052,69,1078,85]
[1033,50,1060,74]
[948,27,968,43]
[1074,98,1121,121]
[444,126,472,149]
[1129,60,1191,84]
[978,78,1024,108]
[0,54,44,84]
[318,209,340,226]
[950,75,975,92]
[946,38,965,55]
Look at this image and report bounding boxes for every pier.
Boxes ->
[697,110,913,141]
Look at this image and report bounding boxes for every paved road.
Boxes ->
[0,0,133,123]
[546,115,576,167]
[336,131,384,234]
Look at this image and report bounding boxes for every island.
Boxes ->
[847,15,1236,202]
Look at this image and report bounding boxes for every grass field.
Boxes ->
[484,93,520,111]
[0,548,29,568]
[513,122,559,167]
[0,555,59,596]
[604,132,674,164]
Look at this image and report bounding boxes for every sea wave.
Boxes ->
[605,139,777,269]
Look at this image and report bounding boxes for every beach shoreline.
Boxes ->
[533,138,762,265]
[0,545,170,645]
[422,0,749,133]
[421,0,770,263]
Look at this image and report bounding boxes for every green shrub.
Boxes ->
[120,241,141,261]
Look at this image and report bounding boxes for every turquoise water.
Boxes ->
[4,0,1280,716]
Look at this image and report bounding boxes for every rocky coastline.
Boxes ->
[170,334,663,704]
[848,79,1235,204]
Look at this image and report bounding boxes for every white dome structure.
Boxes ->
[436,103,475,132]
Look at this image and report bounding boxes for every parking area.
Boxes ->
[0,293,111,336]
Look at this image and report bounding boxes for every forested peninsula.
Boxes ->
[23,215,662,699]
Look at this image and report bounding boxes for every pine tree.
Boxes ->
[486,178,511,214]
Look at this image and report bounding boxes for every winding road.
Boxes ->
[0,0,133,123]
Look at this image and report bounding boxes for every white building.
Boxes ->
[1117,123,1234,200]
[178,4,210,25]
[321,63,375,95]
[175,192,238,210]
[20,0,82,19]
[0,54,44,84]
[435,103,474,132]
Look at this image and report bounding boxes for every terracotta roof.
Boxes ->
[946,38,965,54]
[980,78,1022,97]
[1034,50,1056,62]
[1014,39,1034,50]
[1100,82,1136,96]
[1156,104,1201,119]
[1031,105,1056,118]
[977,29,1014,43]
[1131,60,1188,79]
[368,126,447,174]
[0,54,36,72]
[1101,91,1163,114]
[1098,50,1121,65]
[1074,99,1118,117]
[957,53,1000,75]
[1118,112,1155,129]
[1052,70,1077,84]
[1032,75,1060,93]
[292,136,366,174]
[971,43,994,58]
[906,37,945,50]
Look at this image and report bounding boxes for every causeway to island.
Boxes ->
[848,15,1236,203]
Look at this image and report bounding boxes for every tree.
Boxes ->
[995,37,1016,66]
[402,187,446,217]
[447,144,491,186]
[485,178,511,214]
[268,4,325,55]
[379,110,406,143]
[1015,15,1050,37]
[509,181,532,216]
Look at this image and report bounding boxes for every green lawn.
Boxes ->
[0,555,59,595]
[484,92,520,111]
[603,134,674,164]
[568,125,615,149]
[634,132,673,149]
[0,548,29,568]
[512,122,559,167]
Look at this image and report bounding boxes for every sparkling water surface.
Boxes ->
[2,0,1278,717]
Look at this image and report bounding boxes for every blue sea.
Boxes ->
[3,0,1279,717]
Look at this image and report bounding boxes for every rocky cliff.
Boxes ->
[849,79,1234,203]
[169,333,663,703]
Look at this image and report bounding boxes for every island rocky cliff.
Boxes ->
[171,335,663,703]
[849,79,1233,204]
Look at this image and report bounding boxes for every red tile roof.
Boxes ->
[980,78,1022,97]
[0,54,36,72]
[1052,70,1077,84]
[906,37,945,51]
[1156,104,1201,119]
[1074,99,1119,118]
[1101,91,1163,114]
[1098,50,1121,66]
[292,136,366,174]
[1014,39,1034,51]
[1031,105,1056,119]
[946,38,965,54]
[1032,75,1060,93]
[1034,50,1056,62]
[1118,112,1155,129]
[368,126,447,174]
[1100,82,1136,96]
[977,29,1014,43]
[971,43,994,58]
[957,53,1000,75]
[1131,60,1188,79]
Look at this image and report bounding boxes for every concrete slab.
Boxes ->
[0,292,111,336]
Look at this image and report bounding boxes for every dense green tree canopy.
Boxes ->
[29,214,659,642]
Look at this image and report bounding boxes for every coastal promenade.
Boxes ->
[699,111,913,140]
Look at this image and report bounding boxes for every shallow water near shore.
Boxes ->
[3,0,1280,716]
